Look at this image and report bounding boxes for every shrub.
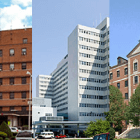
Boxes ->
[109,127,115,140]
[5,138,9,140]
[0,121,12,138]
[0,137,3,140]
[0,131,7,138]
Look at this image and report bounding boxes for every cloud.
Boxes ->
[1,3,32,30]
[11,0,32,7]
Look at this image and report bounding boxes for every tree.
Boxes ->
[0,121,12,138]
[126,84,140,127]
[105,85,125,131]
[84,119,110,137]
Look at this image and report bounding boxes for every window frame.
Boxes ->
[0,78,2,85]
[124,68,128,75]
[0,93,2,99]
[125,93,128,99]
[0,50,2,57]
[10,78,14,85]
[117,70,120,77]
[134,62,138,71]
[10,92,14,99]
[21,91,26,99]
[117,82,120,89]
[23,38,28,44]
[125,80,128,87]
[9,49,15,56]
[22,63,26,70]
[22,48,27,55]
[10,63,14,70]
[22,77,26,84]
[0,64,2,71]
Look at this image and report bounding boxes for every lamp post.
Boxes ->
[26,71,32,130]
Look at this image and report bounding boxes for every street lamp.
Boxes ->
[26,71,32,130]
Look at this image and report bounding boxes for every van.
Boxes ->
[37,131,54,139]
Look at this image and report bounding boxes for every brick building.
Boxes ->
[0,28,32,128]
[110,41,140,105]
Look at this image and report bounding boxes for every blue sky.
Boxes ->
[32,0,109,97]
[0,0,32,30]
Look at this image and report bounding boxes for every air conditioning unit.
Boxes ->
[22,52,26,55]
[0,69,2,71]
[10,68,14,71]
[10,53,14,56]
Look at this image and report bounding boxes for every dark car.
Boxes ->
[93,133,109,140]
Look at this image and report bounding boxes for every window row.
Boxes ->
[79,103,109,108]
[0,106,27,112]
[53,87,68,96]
[0,77,27,85]
[0,48,27,57]
[53,82,68,92]
[0,63,27,71]
[53,77,68,88]
[79,45,109,53]
[79,37,108,45]
[79,29,109,38]
[79,61,108,68]
[79,77,108,83]
[79,85,108,91]
[53,72,68,84]
[40,85,53,88]
[53,97,68,104]
[39,77,52,80]
[53,92,68,101]
[40,89,53,92]
[79,53,108,61]
[57,102,68,107]
[79,112,106,117]
[117,80,128,89]
[79,69,108,76]
[80,94,109,99]
[57,107,68,112]
[0,92,27,99]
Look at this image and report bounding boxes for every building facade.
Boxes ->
[109,42,140,105]
[0,28,32,127]
[36,17,110,122]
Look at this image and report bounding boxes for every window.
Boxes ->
[23,38,27,44]
[22,77,26,84]
[22,106,26,111]
[118,58,121,64]
[22,91,26,99]
[134,62,137,71]
[10,106,14,111]
[0,50,2,57]
[134,76,138,84]
[0,93,2,99]
[10,92,14,99]
[125,80,128,87]
[22,48,26,55]
[22,63,26,70]
[124,68,128,75]
[117,70,120,77]
[0,64,2,71]
[125,93,128,99]
[9,49,14,56]
[110,73,113,80]
[117,83,120,89]
[0,78,2,85]
[10,63,14,70]
[10,78,14,85]
[0,107,2,111]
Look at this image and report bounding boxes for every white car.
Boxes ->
[10,127,19,133]
[36,132,54,139]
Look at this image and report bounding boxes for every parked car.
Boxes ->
[36,131,54,139]
[93,133,109,140]
[10,127,19,133]
[15,131,32,140]
[55,134,66,139]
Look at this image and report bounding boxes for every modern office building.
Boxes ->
[36,17,110,122]
[0,28,32,127]
[110,41,140,105]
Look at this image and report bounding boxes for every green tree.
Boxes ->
[84,119,110,137]
[105,85,125,131]
[0,121,13,138]
[126,84,140,126]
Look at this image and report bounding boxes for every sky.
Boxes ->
[32,0,109,97]
[0,0,32,30]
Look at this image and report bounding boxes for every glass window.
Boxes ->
[110,73,113,80]
[10,92,14,99]
[22,77,26,84]
[23,38,27,44]
[10,78,14,85]
[134,76,138,84]
[10,63,14,70]
[22,106,26,111]
[9,49,14,56]
[124,68,128,75]
[0,64,2,71]
[125,80,128,87]
[0,107,2,111]
[0,50,2,57]
[0,93,2,99]
[118,58,121,64]
[22,91,26,99]
[22,48,26,55]
[125,93,128,99]
[10,106,14,111]
[0,78,2,85]
[134,62,137,71]
[117,83,120,89]
[22,63,26,69]
[117,71,120,77]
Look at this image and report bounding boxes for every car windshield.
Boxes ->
[99,134,107,140]
[93,135,99,140]
[11,128,16,130]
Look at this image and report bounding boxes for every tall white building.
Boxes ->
[36,17,109,122]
